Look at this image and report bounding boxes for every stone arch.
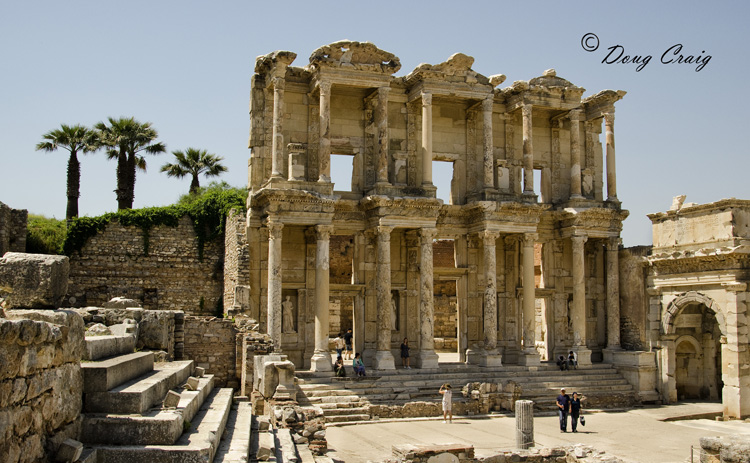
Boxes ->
[674,334,702,354]
[662,291,726,337]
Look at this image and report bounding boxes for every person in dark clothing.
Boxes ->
[556,388,571,432]
[570,391,585,432]
[556,355,568,371]
[567,351,578,369]
[400,337,411,369]
[334,355,346,377]
[343,329,353,360]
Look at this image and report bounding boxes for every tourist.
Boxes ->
[439,383,453,423]
[556,354,568,371]
[344,329,353,360]
[334,355,346,378]
[334,332,345,359]
[556,388,570,432]
[570,391,585,432]
[400,337,411,369]
[353,352,366,377]
[567,351,578,369]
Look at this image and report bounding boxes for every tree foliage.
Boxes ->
[26,214,66,255]
[35,124,98,222]
[161,148,228,195]
[94,117,166,210]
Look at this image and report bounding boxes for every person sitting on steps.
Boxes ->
[353,352,366,377]
[568,351,578,369]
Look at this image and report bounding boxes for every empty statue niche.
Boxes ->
[673,303,722,401]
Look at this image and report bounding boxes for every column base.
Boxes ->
[373,350,396,370]
[417,350,440,369]
[479,348,503,367]
[602,346,622,364]
[521,192,538,203]
[575,347,593,366]
[518,349,541,366]
[465,346,482,365]
[310,351,333,372]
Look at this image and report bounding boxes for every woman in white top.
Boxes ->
[439,383,453,423]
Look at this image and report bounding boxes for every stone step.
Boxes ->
[82,351,155,393]
[324,414,370,423]
[323,407,369,416]
[84,360,193,414]
[84,334,137,361]
[93,388,234,463]
[214,401,253,463]
[81,375,214,445]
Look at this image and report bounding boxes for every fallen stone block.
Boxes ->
[103,297,141,309]
[164,390,181,408]
[186,376,200,391]
[0,253,69,309]
[195,366,205,377]
[55,438,83,462]
[256,431,275,461]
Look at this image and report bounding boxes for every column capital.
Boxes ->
[420,227,438,242]
[478,230,500,245]
[481,95,494,112]
[376,225,394,240]
[318,80,332,95]
[271,75,286,89]
[604,111,615,126]
[314,224,334,241]
[266,219,284,239]
[607,236,622,250]
[571,234,588,246]
[378,86,391,97]
[568,108,583,122]
[522,103,533,118]
[421,91,432,106]
[522,233,538,247]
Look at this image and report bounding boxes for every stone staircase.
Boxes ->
[295,362,636,424]
[79,349,250,462]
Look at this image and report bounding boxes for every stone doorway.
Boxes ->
[672,302,722,401]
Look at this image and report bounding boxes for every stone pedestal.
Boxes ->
[575,347,593,366]
[608,349,659,403]
[417,350,439,369]
[518,350,541,366]
[479,348,503,367]
[515,400,534,449]
[373,350,396,370]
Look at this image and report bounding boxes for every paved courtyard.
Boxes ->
[325,402,749,463]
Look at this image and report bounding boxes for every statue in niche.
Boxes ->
[391,294,398,331]
[282,296,296,333]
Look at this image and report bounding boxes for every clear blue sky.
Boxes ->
[1,1,747,246]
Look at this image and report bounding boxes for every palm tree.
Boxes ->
[36,124,98,222]
[95,117,166,210]
[160,148,228,195]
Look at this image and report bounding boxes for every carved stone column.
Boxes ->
[482,96,495,190]
[376,86,391,186]
[519,233,540,365]
[318,81,332,183]
[418,228,439,369]
[604,237,621,359]
[266,220,284,351]
[521,104,534,196]
[310,225,334,372]
[604,112,618,201]
[569,109,583,199]
[720,283,749,419]
[271,76,285,179]
[421,91,433,186]
[374,225,396,370]
[571,234,592,365]
[481,230,502,366]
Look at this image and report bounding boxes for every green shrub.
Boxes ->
[26,214,66,255]
[63,186,247,258]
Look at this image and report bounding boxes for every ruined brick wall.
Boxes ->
[330,234,354,284]
[1,310,85,463]
[433,240,455,268]
[66,216,223,314]
[0,201,28,256]
[223,209,249,309]
[183,316,237,388]
[619,246,651,351]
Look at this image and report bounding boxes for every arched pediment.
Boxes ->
[662,291,725,337]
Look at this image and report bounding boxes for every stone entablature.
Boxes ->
[246,41,628,372]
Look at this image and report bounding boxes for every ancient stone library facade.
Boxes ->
[244,41,629,373]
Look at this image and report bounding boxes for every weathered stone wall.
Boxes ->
[66,216,223,314]
[0,201,28,256]
[183,316,238,388]
[1,310,85,463]
[618,246,650,351]
[223,209,249,310]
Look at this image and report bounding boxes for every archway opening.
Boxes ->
[673,302,722,401]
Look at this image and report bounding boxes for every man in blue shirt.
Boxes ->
[556,388,571,432]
